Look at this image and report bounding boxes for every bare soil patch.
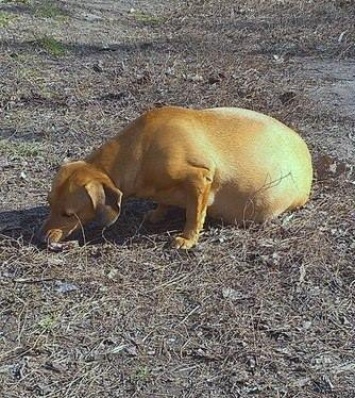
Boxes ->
[1,1,354,397]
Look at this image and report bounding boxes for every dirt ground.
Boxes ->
[0,0,354,397]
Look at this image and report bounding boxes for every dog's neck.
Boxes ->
[85,137,140,197]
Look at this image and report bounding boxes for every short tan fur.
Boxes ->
[40,106,313,249]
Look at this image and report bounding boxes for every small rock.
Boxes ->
[293,377,311,388]
[165,67,175,76]
[185,74,203,82]
[93,61,104,73]
[20,171,28,181]
[242,385,260,394]
[107,268,118,280]
[83,13,102,21]
[55,281,79,294]
[125,345,138,356]
[303,320,312,329]
[272,54,285,63]
[222,287,248,300]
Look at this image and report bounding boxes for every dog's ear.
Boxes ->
[103,182,123,216]
[85,180,123,215]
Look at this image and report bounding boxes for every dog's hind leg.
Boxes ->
[172,167,213,249]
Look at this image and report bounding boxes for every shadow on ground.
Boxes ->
[0,206,47,244]
[0,199,187,248]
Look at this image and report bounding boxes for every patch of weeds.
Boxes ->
[0,11,17,27]
[132,10,165,26]
[0,139,44,158]
[132,366,150,382]
[33,1,67,18]
[34,35,67,57]
[37,315,57,333]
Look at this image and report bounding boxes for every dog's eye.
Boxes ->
[62,212,74,218]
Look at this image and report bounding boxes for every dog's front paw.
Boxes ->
[171,235,198,250]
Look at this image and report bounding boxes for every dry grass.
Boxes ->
[1,0,355,397]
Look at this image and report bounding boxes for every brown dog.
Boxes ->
[39,106,313,249]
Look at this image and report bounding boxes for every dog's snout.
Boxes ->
[36,219,65,245]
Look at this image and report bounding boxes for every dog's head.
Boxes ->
[39,161,122,244]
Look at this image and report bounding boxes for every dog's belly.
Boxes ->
[207,186,258,224]
[207,182,288,224]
